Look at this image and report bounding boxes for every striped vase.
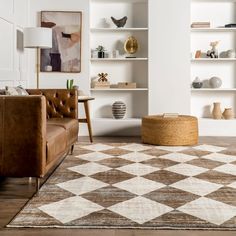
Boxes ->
[112,101,126,119]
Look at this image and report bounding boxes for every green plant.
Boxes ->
[96,45,106,52]
[66,79,74,89]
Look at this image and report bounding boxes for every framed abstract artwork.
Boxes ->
[40,11,82,73]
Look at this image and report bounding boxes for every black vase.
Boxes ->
[98,51,105,58]
[50,53,61,71]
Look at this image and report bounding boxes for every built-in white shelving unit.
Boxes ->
[91,88,148,91]
[90,58,148,61]
[191,88,236,92]
[191,58,236,62]
[191,0,236,127]
[191,28,236,32]
[91,28,148,32]
[89,0,149,126]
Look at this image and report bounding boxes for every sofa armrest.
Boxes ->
[27,89,78,119]
[0,96,47,177]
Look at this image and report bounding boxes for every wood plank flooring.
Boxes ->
[0,136,236,236]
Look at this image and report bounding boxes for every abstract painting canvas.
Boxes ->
[40,11,82,73]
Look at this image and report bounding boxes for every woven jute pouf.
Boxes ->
[142,115,198,146]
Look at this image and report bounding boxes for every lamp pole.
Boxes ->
[36,47,40,89]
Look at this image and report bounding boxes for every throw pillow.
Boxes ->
[5,86,29,96]
[0,89,6,95]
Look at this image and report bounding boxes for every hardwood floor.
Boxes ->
[1,136,236,236]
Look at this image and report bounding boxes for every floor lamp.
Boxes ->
[24,27,52,88]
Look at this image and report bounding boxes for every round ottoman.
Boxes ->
[142,115,198,146]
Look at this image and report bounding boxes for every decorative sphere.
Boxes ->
[209,77,222,88]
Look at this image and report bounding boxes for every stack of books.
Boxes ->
[91,81,110,89]
[191,22,210,28]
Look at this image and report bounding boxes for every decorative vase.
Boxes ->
[212,102,222,119]
[226,50,236,58]
[223,108,234,120]
[192,77,203,89]
[98,51,105,58]
[112,101,126,119]
[209,76,222,89]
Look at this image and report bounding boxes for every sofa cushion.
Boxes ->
[47,118,78,146]
[46,124,67,165]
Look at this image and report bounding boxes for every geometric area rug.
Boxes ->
[7,143,236,230]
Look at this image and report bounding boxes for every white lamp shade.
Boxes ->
[24,27,52,49]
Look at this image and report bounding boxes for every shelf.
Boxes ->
[198,118,236,136]
[191,58,236,62]
[192,0,236,2]
[91,88,148,91]
[91,28,148,32]
[91,58,148,61]
[92,118,142,122]
[191,88,236,92]
[198,118,236,121]
[191,27,236,32]
[91,0,148,3]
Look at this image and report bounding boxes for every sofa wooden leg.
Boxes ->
[36,177,40,196]
[70,144,74,155]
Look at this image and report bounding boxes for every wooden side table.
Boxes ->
[78,96,95,143]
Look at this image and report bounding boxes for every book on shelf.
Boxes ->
[191,22,210,28]
[225,23,236,28]
[163,113,179,118]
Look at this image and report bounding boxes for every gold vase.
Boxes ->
[212,102,222,119]
[223,108,234,120]
[124,36,139,57]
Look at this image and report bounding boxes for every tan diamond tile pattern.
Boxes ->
[101,148,132,156]
[180,148,212,157]
[143,170,186,185]
[141,158,179,169]
[144,186,199,208]
[90,169,134,185]
[81,186,136,208]
[98,157,134,168]
[141,148,171,157]
[8,143,236,229]
[195,170,236,185]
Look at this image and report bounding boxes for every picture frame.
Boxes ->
[40,11,82,73]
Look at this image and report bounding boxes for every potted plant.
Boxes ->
[66,79,74,89]
[96,45,106,58]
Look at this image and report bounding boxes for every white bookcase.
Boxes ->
[191,0,236,135]
[89,0,149,133]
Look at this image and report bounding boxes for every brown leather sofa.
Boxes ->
[0,89,78,192]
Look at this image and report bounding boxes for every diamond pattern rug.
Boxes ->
[7,143,236,229]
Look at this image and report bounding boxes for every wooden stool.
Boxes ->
[142,115,198,146]
[78,96,95,143]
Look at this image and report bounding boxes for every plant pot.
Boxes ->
[212,102,222,119]
[98,51,105,58]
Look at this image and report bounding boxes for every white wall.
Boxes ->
[29,0,90,94]
[0,0,29,88]
[149,0,191,115]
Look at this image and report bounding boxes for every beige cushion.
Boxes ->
[5,86,29,96]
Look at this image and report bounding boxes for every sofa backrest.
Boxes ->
[27,89,78,119]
